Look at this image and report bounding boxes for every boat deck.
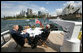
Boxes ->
[1,31,65,52]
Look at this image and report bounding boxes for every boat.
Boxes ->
[56,17,62,20]
[1,19,82,52]
[25,19,30,21]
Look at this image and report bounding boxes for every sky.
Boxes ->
[1,1,82,18]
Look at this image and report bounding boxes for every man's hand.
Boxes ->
[23,30,27,33]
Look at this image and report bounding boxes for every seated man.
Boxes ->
[30,24,51,49]
[49,24,58,31]
[40,24,50,43]
[10,25,29,44]
[23,25,34,45]
[18,25,23,32]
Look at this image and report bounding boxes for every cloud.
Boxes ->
[64,1,74,6]
[1,1,82,18]
[1,10,20,17]
[46,1,49,4]
[64,1,82,8]
[55,8,63,15]
[40,7,46,11]
[1,1,49,17]
[1,2,20,17]
[1,2,14,9]
[50,12,57,16]
[1,2,27,17]
[39,7,48,12]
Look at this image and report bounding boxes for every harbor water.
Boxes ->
[1,18,82,33]
[1,18,59,33]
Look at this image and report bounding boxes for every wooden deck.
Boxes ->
[1,31,64,52]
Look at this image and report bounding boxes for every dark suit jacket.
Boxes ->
[10,29,25,47]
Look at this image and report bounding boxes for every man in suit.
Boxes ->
[10,25,29,46]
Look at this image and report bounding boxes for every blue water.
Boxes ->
[1,18,82,33]
[1,18,59,32]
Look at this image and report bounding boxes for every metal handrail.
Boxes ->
[1,30,11,47]
[1,30,10,36]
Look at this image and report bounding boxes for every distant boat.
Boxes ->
[25,19,30,21]
[56,17,62,20]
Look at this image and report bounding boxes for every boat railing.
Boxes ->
[1,30,11,47]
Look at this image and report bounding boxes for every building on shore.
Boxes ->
[26,8,32,16]
[20,10,26,17]
[57,4,82,20]
[45,13,49,18]
[38,11,42,16]
[38,11,50,18]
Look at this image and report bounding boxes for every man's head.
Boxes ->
[46,24,50,29]
[13,25,19,31]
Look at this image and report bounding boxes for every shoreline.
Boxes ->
[3,18,34,20]
[2,18,41,20]
[2,18,51,20]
